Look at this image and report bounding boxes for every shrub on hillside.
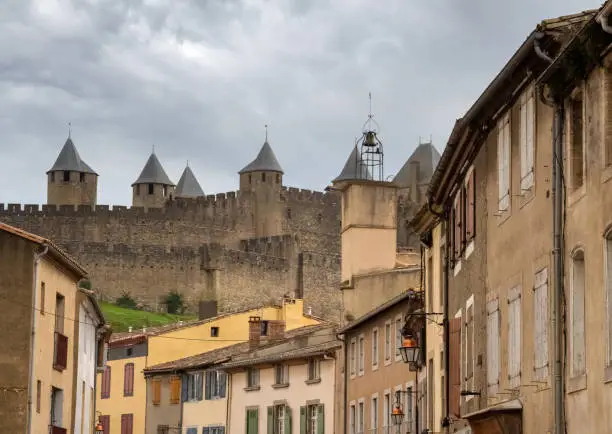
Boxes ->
[164,291,185,315]
[116,292,137,309]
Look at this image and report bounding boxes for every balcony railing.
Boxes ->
[50,426,67,434]
[53,332,68,371]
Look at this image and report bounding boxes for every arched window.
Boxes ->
[571,248,586,376]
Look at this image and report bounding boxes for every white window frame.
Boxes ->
[519,85,536,192]
[507,286,522,388]
[383,390,391,429]
[349,401,356,434]
[395,315,403,362]
[534,268,549,380]
[358,334,365,376]
[370,393,379,432]
[497,112,511,211]
[384,321,392,364]
[486,299,500,395]
[357,398,365,434]
[570,249,586,377]
[464,295,474,402]
[463,165,475,260]
[371,327,379,370]
[350,337,357,378]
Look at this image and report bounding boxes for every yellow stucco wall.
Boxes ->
[31,258,78,433]
[96,355,147,434]
[97,299,319,433]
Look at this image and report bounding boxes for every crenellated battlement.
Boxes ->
[282,186,340,206]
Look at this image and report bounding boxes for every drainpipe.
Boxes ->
[337,333,347,434]
[551,103,565,434]
[534,32,553,63]
[26,244,49,434]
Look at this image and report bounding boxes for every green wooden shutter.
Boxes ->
[254,408,259,434]
[317,405,324,434]
[267,406,274,434]
[300,407,306,434]
[285,407,291,434]
[246,410,250,434]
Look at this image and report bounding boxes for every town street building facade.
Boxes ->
[0,222,107,434]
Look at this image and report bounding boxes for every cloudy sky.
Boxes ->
[0,0,597,205]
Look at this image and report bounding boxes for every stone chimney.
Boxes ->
[249,316,262,349]
[198,300,218,321]
[268,320,286,341]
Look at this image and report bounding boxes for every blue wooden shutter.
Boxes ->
[196,372,204,401]
[317,405,324,434]
[300,407,306,434]
[219,372,227,398]
[181,374,189,402]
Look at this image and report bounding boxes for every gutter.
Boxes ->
[26,244,49,434]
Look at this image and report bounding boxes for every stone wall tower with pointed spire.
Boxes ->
[239,139,284,237]
[47,135,98,206]
[132,151,175,208]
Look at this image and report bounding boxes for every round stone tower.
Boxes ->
[132,151,175,208]
[239,137,284,237]
[47,135,98,206]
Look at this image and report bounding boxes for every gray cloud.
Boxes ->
[0,0,596,205]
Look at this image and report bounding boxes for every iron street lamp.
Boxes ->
[399,336,422,368]
[391,402,405,426]
[95,421,104,434]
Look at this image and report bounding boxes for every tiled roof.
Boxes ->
[239,141,284,174]
[337,289,420,334]
[132,152,175,186]
[0,222,87,278]
[175,165,205,198]
[333,145,371,183]
[47,137,97,175]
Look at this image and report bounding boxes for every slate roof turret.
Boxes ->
[333,145,371,183]
[47,136,97,175]
[175,165,205,198]
[132,152,175,186]
[239,141,284,174]
[393,142,441,188]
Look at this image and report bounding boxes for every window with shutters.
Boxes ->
[569,88,585,190]
[383,393,390,429]
[246,367,260,388]
[487,299,500,395]
[464,297,474,400]
[357,401,364,434]
[101,366,111,399]
[395,317,403,361]
[449,315,461,418]
[169,376,181,404]
[121,414,133,434]
[519,86,536,191]
[246,408,259,434]
[271,404,288,434]
[186,428,197,434]
[571,249,586,376]
[507,286,522,388]
[534,268,549,380]
[184,372,203,402]
[427,255,434,312]
[452,192,463,265]
[371,328,379,369]
[350,338,356,377]
[384,322,391,362]
[124,363,134,396]
[607,233,612,368]
[304,404,320,434]
[203,426,225,434]
[497,112,511,211]
[349,404,356,434]
[205,370,227,399]
[371,396,378,432]
[152,378,161,405]
[99,415,110,434]
[464,168,475,246]
[273,364,289,386]
[307,358,320,381]
[358,335,365,374]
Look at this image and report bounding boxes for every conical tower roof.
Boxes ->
[47,136,97,175]
[239,141,284,174]
[132,152,175,186]
[175,165,205,198]
[333,145,371,183]
[393,142,441,188]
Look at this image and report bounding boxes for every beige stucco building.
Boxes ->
[0,222,107,434]
[221,321,339,434]
[97,298,320,433]
[416,9,598,434]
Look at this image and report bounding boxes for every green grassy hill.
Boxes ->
[100,302,196,333]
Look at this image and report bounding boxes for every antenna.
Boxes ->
[68,122,72,138]
[368,92,372,120]
[265,124,268,142]
[186,159,189,167]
